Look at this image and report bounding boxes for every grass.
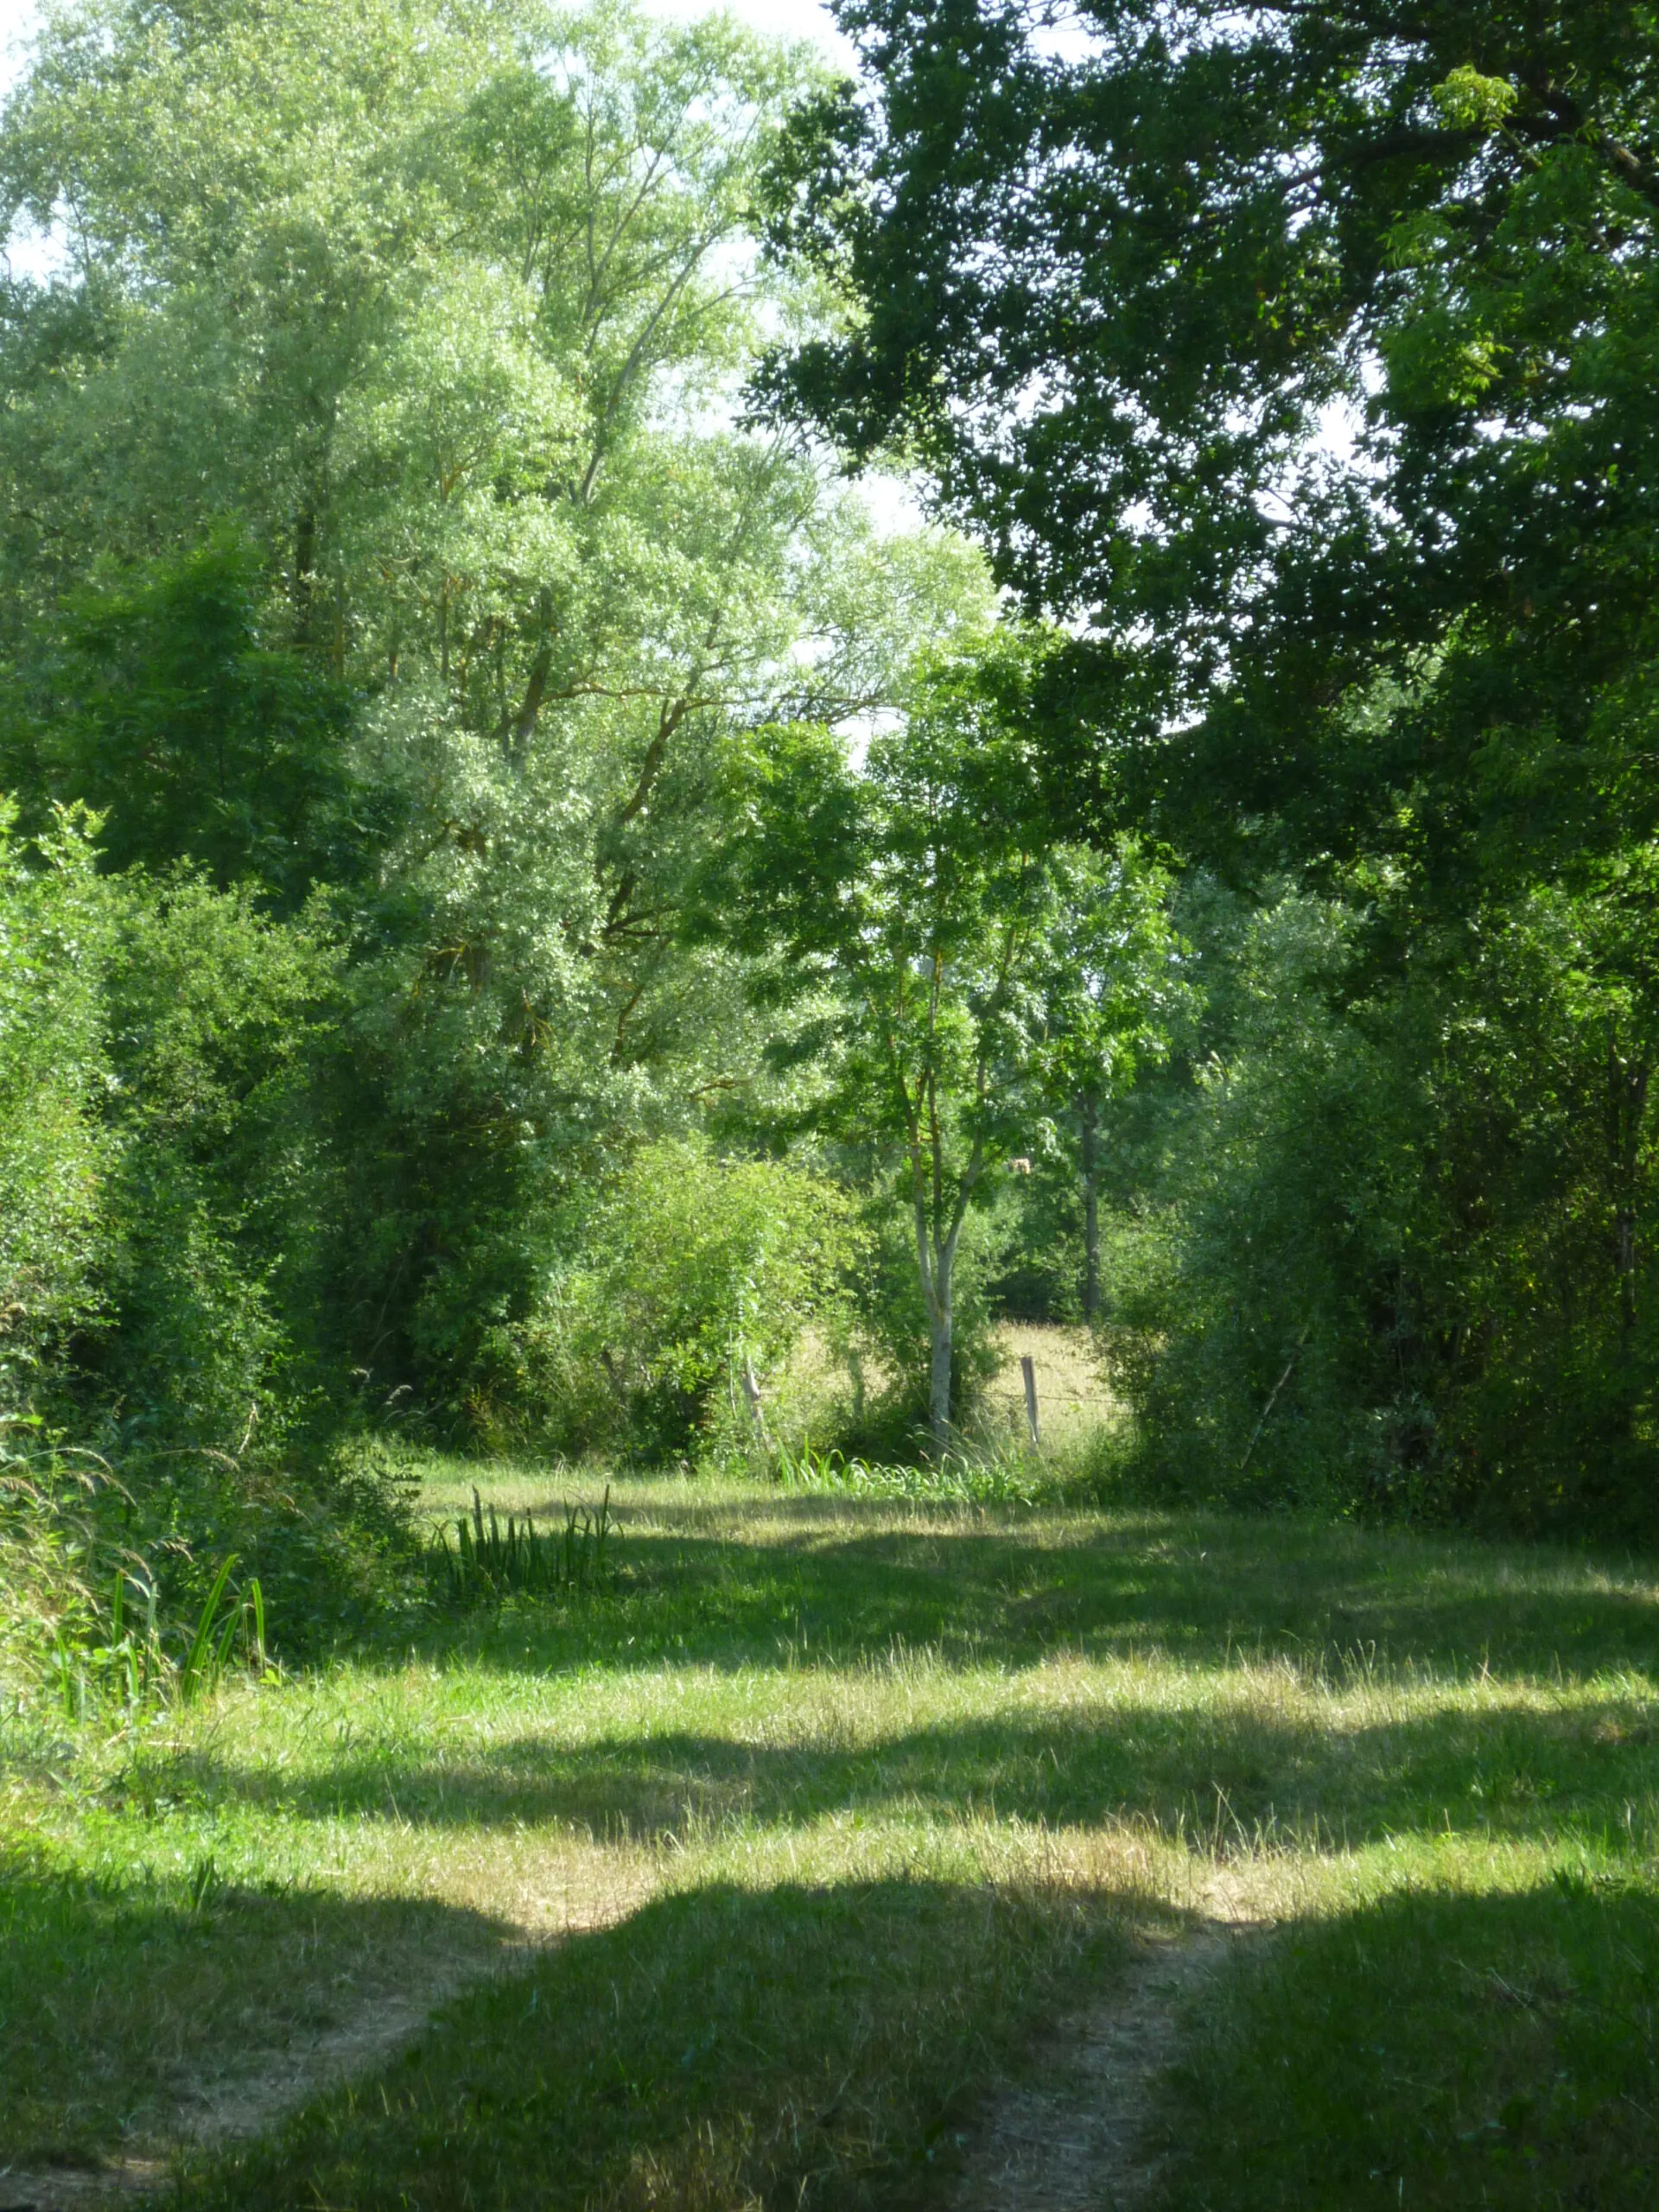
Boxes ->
[1156,1878,1659,2209]
[2,1452,1656,2208]
[982,1319,1115,1453]
[763,1317,1113,1464]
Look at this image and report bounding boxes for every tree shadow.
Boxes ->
[174,1683,1658,1854]
[0,1849,512,2176]
[409,1513,1659,1699]
[421,1511,1659,1687]
[177,1872,1152,2212]
[1147,1876,1659,2210]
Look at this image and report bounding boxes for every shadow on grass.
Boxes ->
[416,1515,1659,1686]
[1150,1876,1659,2211]
[170,1512,1658,1861]
[180,1873,1144,2212]
[0,1848,511,2171]
[168,1687,1659,1853]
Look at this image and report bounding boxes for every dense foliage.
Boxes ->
[766,0,1659,1533]
[5,0,1651,1694]
[0,0,1166,1705]
[701,633,1179,1439]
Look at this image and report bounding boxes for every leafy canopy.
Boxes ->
[762,0,1659,893]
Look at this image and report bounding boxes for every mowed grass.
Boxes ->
[2,1464,1656,2209]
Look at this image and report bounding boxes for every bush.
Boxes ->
[0,803,111,1426]
[0,799,416,1659]
[1103,880,1659,1537]
[533,1138,859,1461]
[92,869,341,1461]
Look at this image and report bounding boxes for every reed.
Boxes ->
[427,1484,614,1604]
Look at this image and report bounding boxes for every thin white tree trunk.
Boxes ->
[917,1203,957,1452]
[928,1275,953,1447]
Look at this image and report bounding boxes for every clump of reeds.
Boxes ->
[428,1484,614,1605]
[50,1548,270,1720]
[2,1446,273,1724]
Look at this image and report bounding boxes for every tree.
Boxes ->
[761,0,1659,892]
[707,639,1177,1445]
[0,0,994,1433]
[759,0,1659,1524]
[8,533,365,909]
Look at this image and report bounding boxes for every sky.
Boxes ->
[0,0,35,94]
[649,0,857,67]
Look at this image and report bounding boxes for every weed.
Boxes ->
[776,1436,1045,1503]
[427,1485,614,1605]
[3,1452,274,1726]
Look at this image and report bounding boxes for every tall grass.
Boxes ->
[2,1451,271,1725]
[774,1438,1046,1504]
[426,1485,615,1605]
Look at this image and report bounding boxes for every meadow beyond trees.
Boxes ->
[3,1,1659,2205]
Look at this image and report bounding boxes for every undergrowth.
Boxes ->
[426,1485,616,1605]
[773,1438,1048,1505]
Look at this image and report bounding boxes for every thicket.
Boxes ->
[0,0,1135,1715]
[768,0,1659,1539]
[7,0,1653,1731]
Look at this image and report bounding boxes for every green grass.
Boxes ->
[1155,1878,1659,2210]
[3,1463,1656,2207]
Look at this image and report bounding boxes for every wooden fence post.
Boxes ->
[1020,1354,1040,1446]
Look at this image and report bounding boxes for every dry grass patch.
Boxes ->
[979,1321,1114,1452]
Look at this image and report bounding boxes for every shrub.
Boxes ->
[536,1138,859,1460]
[0,802,111,1427]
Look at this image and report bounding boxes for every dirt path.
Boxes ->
[0,1948,499,2211]
[950,1907,1266,2212]
[0,1884,648,2212]
[3,1878,1260,2212]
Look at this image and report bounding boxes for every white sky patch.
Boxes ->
[0,0,68,284]
[0,0,34,89]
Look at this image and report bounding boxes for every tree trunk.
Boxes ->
[928,1273,953,1451]
[916,1196,956,1451]
[293,506,316,645]
[1080,1091,1100,1321]
[1609,1040,1649,1351]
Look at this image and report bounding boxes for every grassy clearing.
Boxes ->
[764,1318,1113,1463]
[3,1456,1656,2207]
[981,1320,1115,1453]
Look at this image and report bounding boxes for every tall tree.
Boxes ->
[705,638,1176,1444]
[0,0,993,1425]
[759,0,1659,1522]
[761,0,1659,889]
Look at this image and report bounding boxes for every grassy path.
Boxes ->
[947,1910,1259,2209]
[3,1467,1657,2208]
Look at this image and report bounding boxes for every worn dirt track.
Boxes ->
[950,1905,1267,2212]
[5,1878,1262,2212]
[0,1877,649,2212]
